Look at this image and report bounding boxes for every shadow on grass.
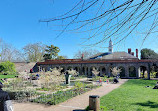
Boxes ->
[134,101,158,108]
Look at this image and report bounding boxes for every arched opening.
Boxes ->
[109,66,114,77]
[55,66,59,69]
[90,66,97,76]
[61,67,65,74]
[82,67,88,75]
[129,66,136,77]
[99,66,106,76]
[82,67,85,75]
[74,67,80,75]
[119,66,125,78]
[150,63,158,78]
[46,66,51,72]
[67,66,73,70]
[139,66,147,78]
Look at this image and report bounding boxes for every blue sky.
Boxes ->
[0,0,157,58]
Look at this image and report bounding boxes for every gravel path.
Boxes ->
[13,79,128,111]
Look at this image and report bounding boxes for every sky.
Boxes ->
[0,0,158,59]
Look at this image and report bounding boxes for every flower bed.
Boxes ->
[30,85,100,105]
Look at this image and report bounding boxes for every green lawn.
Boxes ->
[100,79,158,111]
[0,74,17,79]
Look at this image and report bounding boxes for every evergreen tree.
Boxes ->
[141,48,158,60]
[43,45,60,60]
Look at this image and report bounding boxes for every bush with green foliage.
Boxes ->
[74,81,85,89]
[150,71,157,78]
[4,89,37,100]
[141,48,158,59]
[0,61,16,74]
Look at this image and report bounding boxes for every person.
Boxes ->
[153,82,158,89]
[30,69,34,73]
[36,74,40,80]
[113,75,119,84]
[0,82,13,111]
[99,78,102,85]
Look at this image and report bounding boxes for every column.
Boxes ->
[136,67,139,79]
[88,67,91,76]
[85,67,87,76]
[147,64,151,80]
[125,66,129,78]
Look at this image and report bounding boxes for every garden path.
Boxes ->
[13,79,128,111]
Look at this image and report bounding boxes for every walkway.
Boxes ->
[13,79,128,111]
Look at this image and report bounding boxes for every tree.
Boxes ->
[73,49,99,59]
[67,68,78,76]
[0,61,16,74]
[43,45,60,60]
[40,67,64,89]
[111,67,121,77]
[23,43,45,62]
[40,0,158,47]
[92,67,100,76]
[56,55,68,60]
[141,48,158,59]
[0,39,24,62]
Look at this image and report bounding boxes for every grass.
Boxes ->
[100,79,158,111]
[0,74,17,79]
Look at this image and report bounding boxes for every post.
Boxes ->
[147,63,151,80]
[89,95,100,111]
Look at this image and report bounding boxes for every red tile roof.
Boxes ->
[37,59,158,65]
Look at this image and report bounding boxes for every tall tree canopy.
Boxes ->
[40,0,158,47]
[141,48,158,60]
[23,43,45,62]
[43,45,60,60]
[0,39,24,62]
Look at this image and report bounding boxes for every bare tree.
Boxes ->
[40,67,64,89]
[0,39,24,62]
[92,67,100,76]
[40,0,158,47]
[73,49,99,59]
[111,67,121,77]
[67,68,79,76]
[23,43,45,62]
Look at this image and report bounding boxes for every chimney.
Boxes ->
[136,49,138,58]
[128,48,131,54]
[81,54,84,60]
[131,52,134,56]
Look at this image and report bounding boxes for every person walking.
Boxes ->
[0,82,13,111]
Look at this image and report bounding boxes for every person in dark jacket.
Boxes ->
[0,82,13,111]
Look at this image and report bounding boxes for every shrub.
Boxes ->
[74,81,85,89]
[0,61,16,74]
[4,89,37,100]
[91,76,100,81]
[70,76,76,80]
[150,71,157,78]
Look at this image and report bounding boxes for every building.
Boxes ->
[34,40,158,79]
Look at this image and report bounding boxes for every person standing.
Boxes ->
[0,82,13,111]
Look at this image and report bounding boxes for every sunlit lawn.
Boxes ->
[100,79,158,111]
[0,74,17,79]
